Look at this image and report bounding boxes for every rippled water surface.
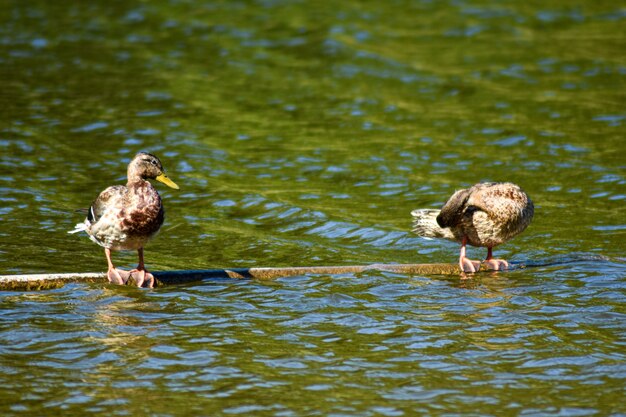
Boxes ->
[1,0,625,415]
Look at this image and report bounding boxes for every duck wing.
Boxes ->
[89,185,126,223]
[466,182,530,221]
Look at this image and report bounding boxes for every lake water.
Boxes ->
[1,1,625,415]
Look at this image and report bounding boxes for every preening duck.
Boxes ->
[411,182,533,273]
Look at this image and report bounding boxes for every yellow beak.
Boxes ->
[156,173,179,189]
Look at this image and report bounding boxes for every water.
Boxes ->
[1,0,625,415]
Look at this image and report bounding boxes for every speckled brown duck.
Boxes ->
[69,152,179,287]
[411,182,534,273]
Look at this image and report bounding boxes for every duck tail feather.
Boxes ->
[68,221,89,234]
[411,209,456,240]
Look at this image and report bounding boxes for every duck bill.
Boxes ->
[156,173,179,189]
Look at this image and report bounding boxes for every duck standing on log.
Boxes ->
[69,152,179,287]
[411,182,534,273]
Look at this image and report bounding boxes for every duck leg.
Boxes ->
[459,237,481,273]
[129,248,154,288]
[105,248,130,285]
[484,247,509,271]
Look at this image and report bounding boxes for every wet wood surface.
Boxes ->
[0,263,469,291]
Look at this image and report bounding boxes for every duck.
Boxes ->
[69,152,179,287]
[411,182,533,273]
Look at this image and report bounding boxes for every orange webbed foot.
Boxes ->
[485,258,509,271]
[459,256,481,273]
[107,268,131,285]
[128,268,154,288]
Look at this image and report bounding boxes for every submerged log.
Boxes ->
[0,263,468,291]
[0,254,606,291]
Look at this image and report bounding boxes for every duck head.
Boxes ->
[127,152,179,189]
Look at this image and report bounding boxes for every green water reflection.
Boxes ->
[0,0,624,416]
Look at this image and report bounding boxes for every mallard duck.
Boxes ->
[69,152,179,287]
[411,182,533,273]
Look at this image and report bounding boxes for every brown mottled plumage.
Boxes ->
[69,152,179,287]
[411,182,533,273]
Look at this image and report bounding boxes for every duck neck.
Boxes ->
[127,164,146,185]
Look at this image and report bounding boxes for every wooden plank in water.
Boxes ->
[0,263,462,291]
